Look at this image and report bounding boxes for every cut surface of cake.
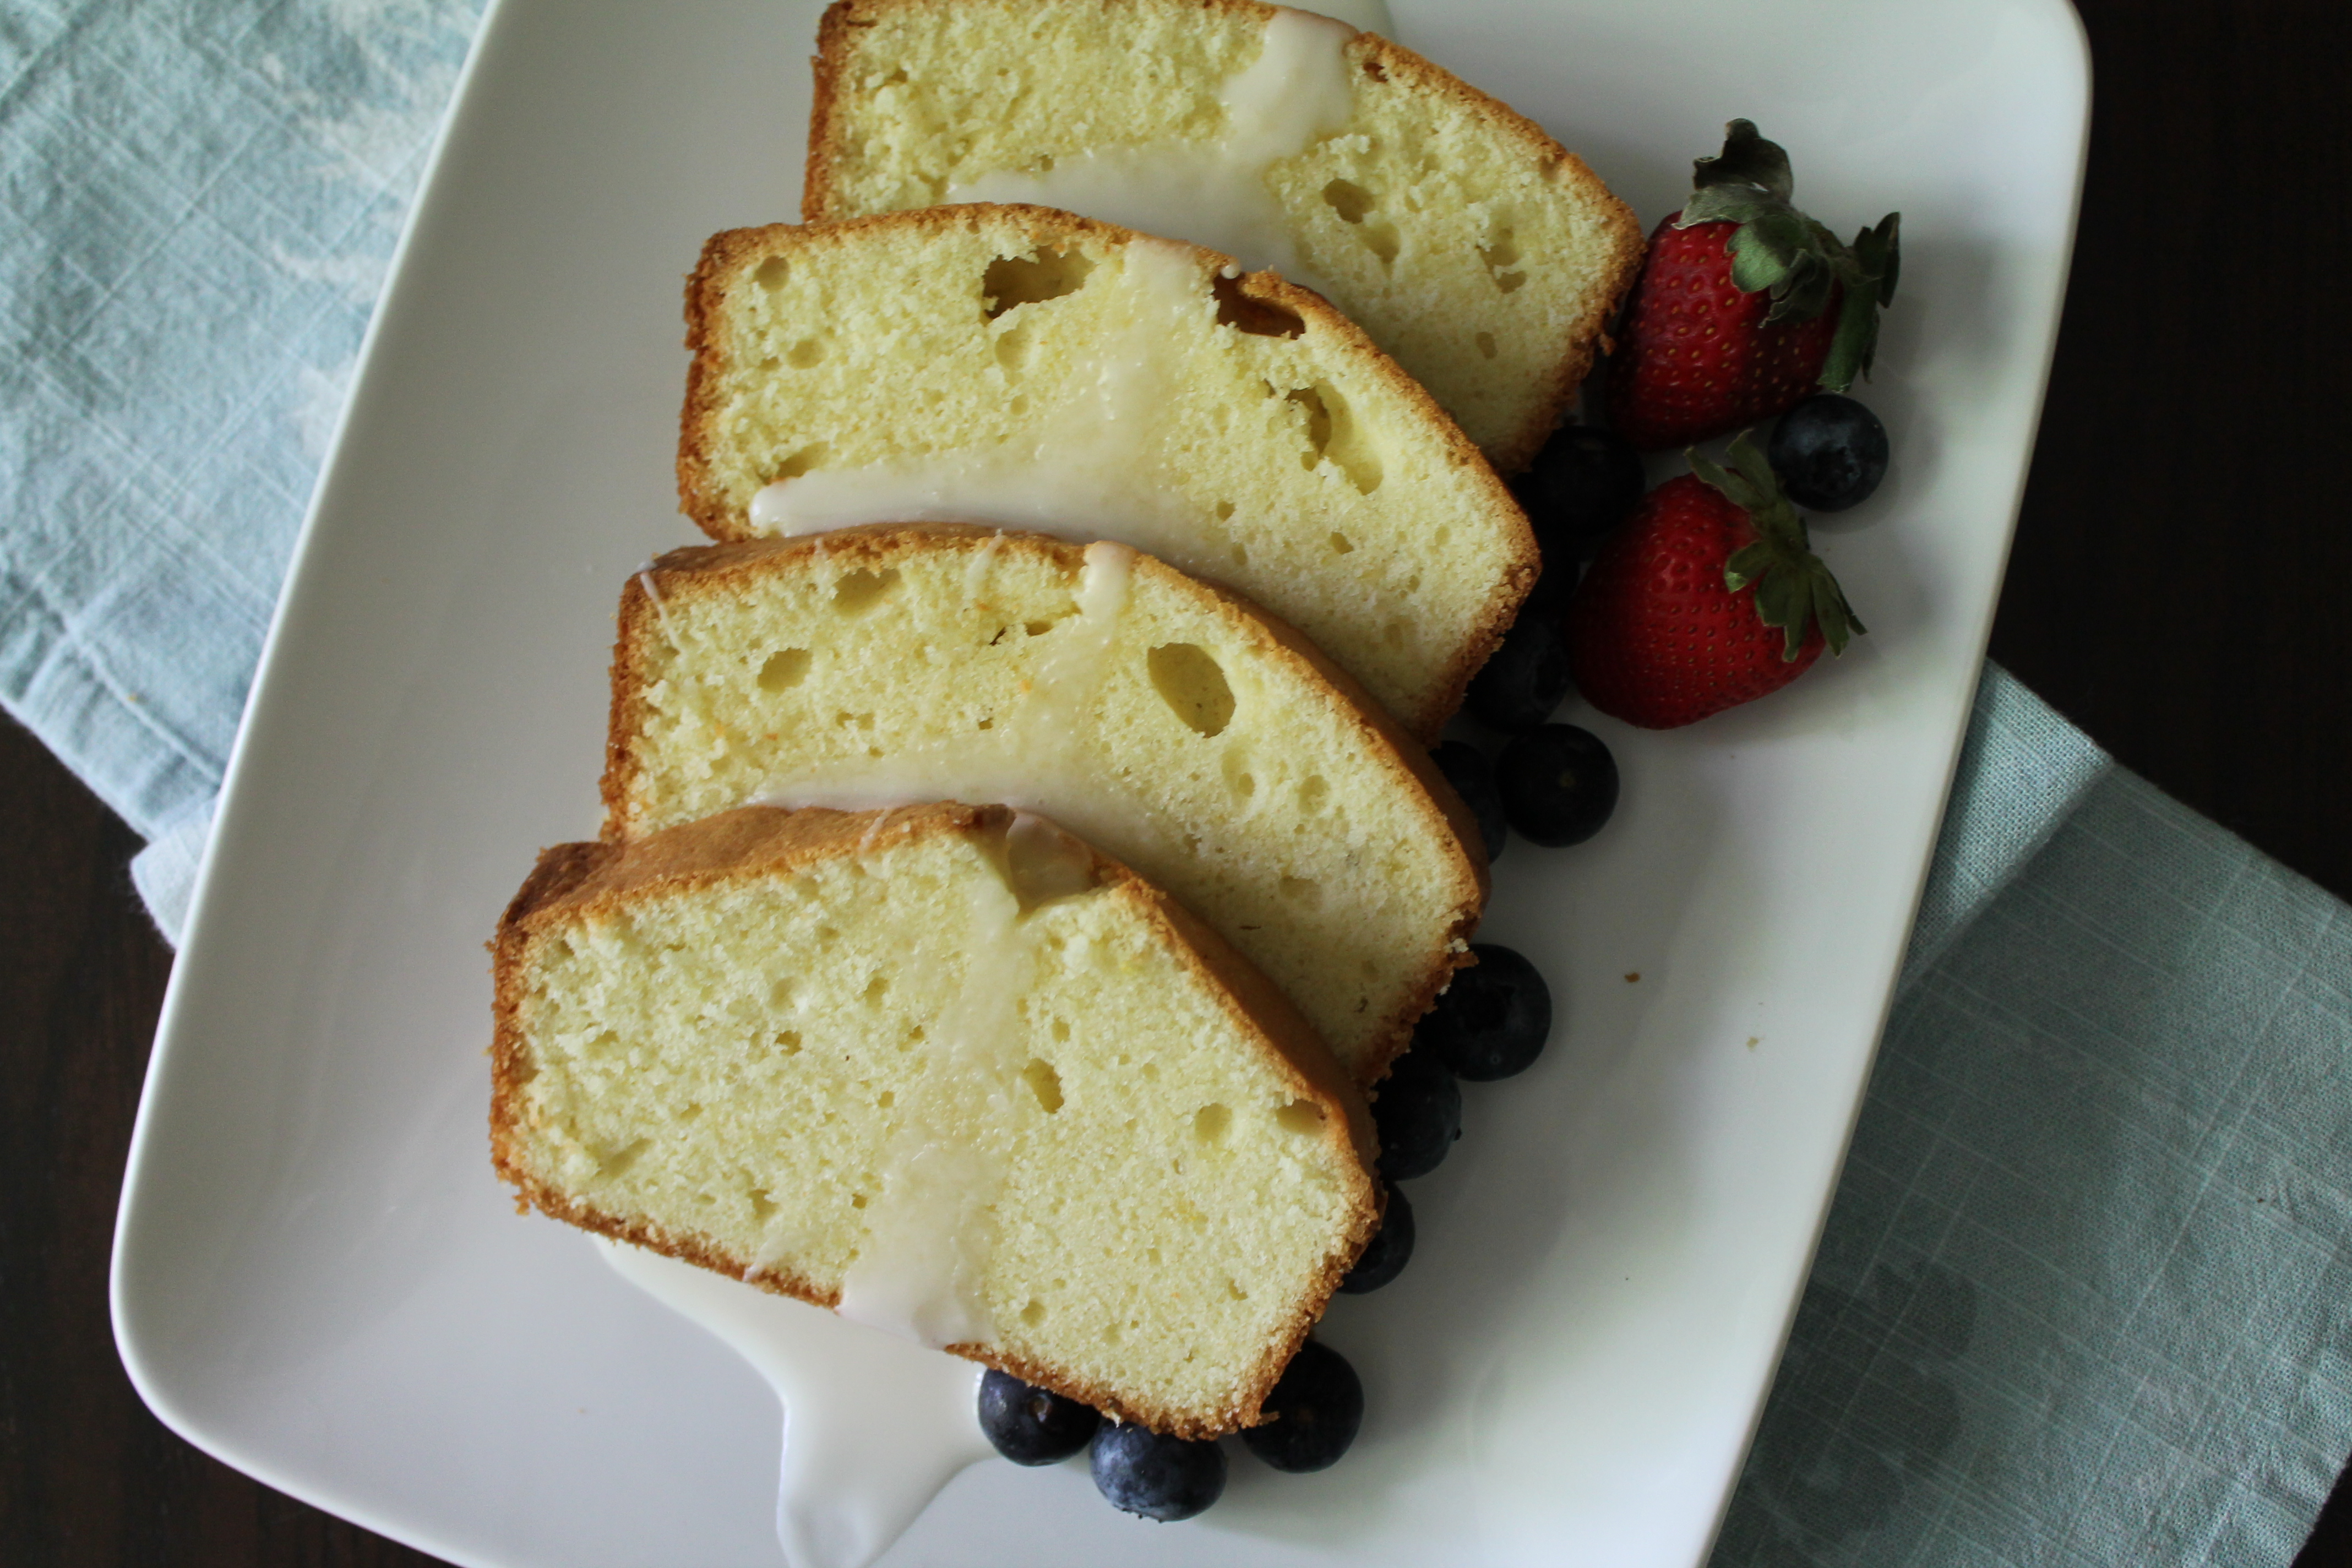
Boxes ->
[677,204,1537,740]
[604,525,1485,1085]
[492,802,1380,1438]
[803,0,1645,469]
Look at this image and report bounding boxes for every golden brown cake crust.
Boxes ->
[801,0,1647,471]
[597,524,1487,1079]
[674,205,1539,741]
[489,802,1381,1436]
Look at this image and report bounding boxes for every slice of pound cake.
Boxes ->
[491,802,1380,1436]
[677,204,1537,740]
[803,0,1645,469]
[603,525,1486,1085]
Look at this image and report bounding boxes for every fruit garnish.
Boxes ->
[1767,393,1890,511]
[1466,615,1574,732]
[978,1370,1101,1465]
[1495,724,1621,846]
[1696,433,1865,661]
[1432,739,1507,862]
[1091,1423,1227,1520]
[1563,433,1864,728]
[1520,423,1647,557]
[1337,1182,1415,1294]
[1241,1340,1365,1473]
[1371,1049,1462,1182]
[1608,121,1901,451]
[1417,944,1554,1082]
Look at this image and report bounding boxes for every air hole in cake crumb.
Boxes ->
[1226,1280,1249,1302]
[982,247,1096,319]
[753,257,789,291]
[1024,619,1054,636]
[596,1137,650,1177]
[832,567,901,614]
[1276,1100,1326,1135]
[1051,1018,1071,1042]
[757,356,779,372]
[1021,1299,1047,1327]
[1212,274,1305,338]
[993,322,1035,373]
[786,338,826,369]
[758,647,811,691]
[816,925,841,946]
[1286,383,1384,494]
[1147,643,1235,737]
[862,973,889,1005]
[774,1030,802,1055]
[1023,1058,1065,1114]
[1213,500,1235,520]
[851,1193,868,1210]
[1280,876,1324,910]
[1223,754,1258,800]
[1482,230,1527,292]
[1322,178,1375,224]
[773,443,829,481]
[977,715,995,731]
[1299,776,1329,811]
[1193,1103,1232,1144]
[1476,331,1499,360]
[1382,619,1409,649]
[875,1090,894,1109]
[749,1188,777,1221]
[1327,531,1354,554]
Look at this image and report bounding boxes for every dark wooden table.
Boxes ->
[4,1,2346,1561]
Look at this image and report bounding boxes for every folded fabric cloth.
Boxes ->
[0,0,484,929]
[3,6,2344,1565]
[1716,678,2352,1567]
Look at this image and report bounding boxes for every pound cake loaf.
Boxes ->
[604,525,1485,1085]
[677,204,1537,740]
[492,802,1380,1436]
[804,0,1645,469]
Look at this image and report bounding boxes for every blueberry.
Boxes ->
[1522,424,1646,555]
[1431,741,1506,862]
[1767,394,1888,511]
[1090,1422,1227,1521]
[1337,1182,1414,1294]
[977,1369,1099,1465]
[1242,1340,1364,1473]
[1495,725,1619,848]
[1418,945,1553,1081]
[1372,1049,1461,1181]
[1517,552,1582,619]
[1466,617,1572,733]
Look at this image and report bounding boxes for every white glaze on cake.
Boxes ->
[745,244,1206,571]
[943,7,1357,287]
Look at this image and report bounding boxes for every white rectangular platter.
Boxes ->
[109,1,2088,1564]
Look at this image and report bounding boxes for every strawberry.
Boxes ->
[1563,433,1863,728]
[1607,121,1899,452]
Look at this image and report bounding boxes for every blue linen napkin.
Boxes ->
[3,6,2344,1564]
